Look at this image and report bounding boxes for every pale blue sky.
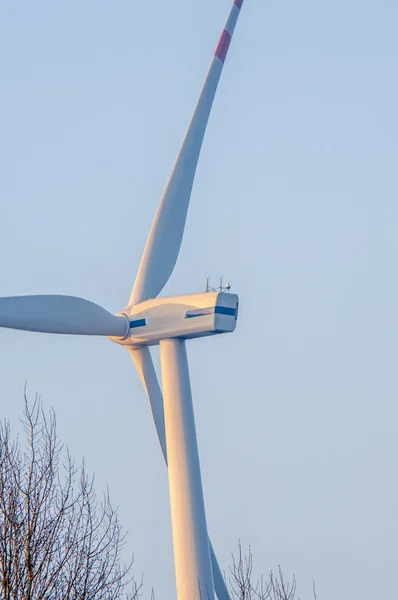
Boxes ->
[1,1,397,598]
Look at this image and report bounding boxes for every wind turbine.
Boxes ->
[0,1,245,598]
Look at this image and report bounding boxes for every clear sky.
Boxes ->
[1,1,397,598]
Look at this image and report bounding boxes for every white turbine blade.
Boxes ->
[129,347,231,600]
[210,543,231,600]
[129,346,167,460]
[129,0,245,306]
[0,295,128,336]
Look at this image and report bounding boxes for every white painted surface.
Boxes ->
[129,346,168,460]
[0,295,128,336]
[116,292,238,347]
[129,1,244,307]
[129,346,231,600]
[160,339,215,600]
[128,56,224,306]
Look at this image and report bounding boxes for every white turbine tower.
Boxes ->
[0,1,245,598]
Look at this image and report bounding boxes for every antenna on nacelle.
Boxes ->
[205,275,231,293]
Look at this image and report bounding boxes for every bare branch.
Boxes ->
[0,395,142,600]
[228,543,317,600]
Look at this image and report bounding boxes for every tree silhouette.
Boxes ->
[0,396,141,600]
[228,542,318,600]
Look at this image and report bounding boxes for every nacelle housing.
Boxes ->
[115,292,238,347]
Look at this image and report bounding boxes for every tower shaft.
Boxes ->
[160,339,214,600]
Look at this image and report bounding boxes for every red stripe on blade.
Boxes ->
[215,29,232,64]
[234,0,244,8]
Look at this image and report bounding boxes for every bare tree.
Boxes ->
[228,542,317,600]
[0,396,141,600]
[229,542,270,599]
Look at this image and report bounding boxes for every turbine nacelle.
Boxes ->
[114,291,239,348]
